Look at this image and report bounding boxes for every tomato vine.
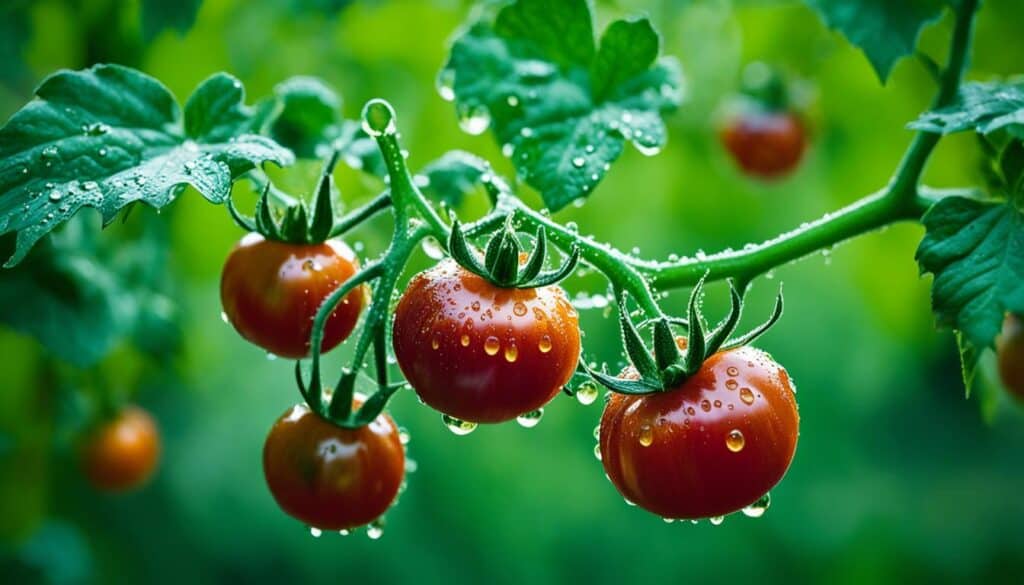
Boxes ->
[2,0,1022,531]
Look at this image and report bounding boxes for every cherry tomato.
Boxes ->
[392,259,581,423]
[599,345,799,519]
[80,406,161,492]
[263,402,405,530]
[721,110,806,179]
[998,313,1024,400]
[220,233,364,359]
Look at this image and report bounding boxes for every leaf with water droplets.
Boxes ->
[417,150,490,207]
[910,81,1024,138]
[916,196,1024,352]
[0,65,293,266]
[442,0,682,211]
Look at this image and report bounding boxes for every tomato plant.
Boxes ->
[1,0,1022,546]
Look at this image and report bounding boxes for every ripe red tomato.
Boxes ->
[721,110,806,179]
[263,402,405,530]
[998,313,1024,400]
[220,233,365,359]
[80,406,161,492]
[599,345,799,519]
[392,259,581,423]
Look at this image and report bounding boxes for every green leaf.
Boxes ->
[184,73,260,142]
[956,332,981,398]
[256,76,385,173]
[418,151,490,207]
[0,64,293,267]
[0,213,180,367]
[916,196,1024,350]
[141,0,202,41]
[804,0,947,83]
[910,81,1024,137]
[442,0,682,211]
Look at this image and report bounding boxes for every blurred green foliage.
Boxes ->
[1,0,1023,583]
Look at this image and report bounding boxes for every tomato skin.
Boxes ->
[262,403,405,530]
[998,314,1024,400]
[81,406,161,492]
[600,345,799,519]
[392,259,581,423]
[220,233,364,359]
[721,111,806,179]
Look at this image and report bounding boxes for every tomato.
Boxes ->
[80,406,161,492]
[392,259,581,423]
[220,233,364,359]
[599,345,799,519]
[263,402,405,530]
[721,110,806,179]
[998,313,1024,400]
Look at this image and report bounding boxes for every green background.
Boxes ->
[1,0,1023,583]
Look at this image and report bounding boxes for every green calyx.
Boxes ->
[585,277,784,394]
[228,153,340,244]
[448,215,580,289]
[739,62,790,113]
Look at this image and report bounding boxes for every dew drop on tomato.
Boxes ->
[483,336,500,356]
[442,414,477,436]
[538,335,552,353]
[638,424,654,447]
[742,493,771,518]
[725,429,745,452]
[740,387,755,405]
[516,408,543,428]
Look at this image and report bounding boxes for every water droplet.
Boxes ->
[571,156,586,168]
[309,527,322,538]
[520,127,534,138]
[41,146,59,159]
[431,335,440,350]
[725,429,745,452]
[513,301,528,317]
[538,335,552,354]
[742,493,771,518]
[339,529,350,536]
[82,181,98,191]
[83,122,109,136]
[516,408,543,428]
[442,414,477,435]
[220,311,229,324]
[266,352,278,361]
[635,142,661,156]
[506,95,519,107]
[421,237,444,259]
[663,517,675,524]
[302,259,322,272]
[725,379,738,390]
[460,334,470,347]
[398,428,411,445]
[436,69,455,101]
[593,444,602,460]
[484,336,500,356]
[700,399,712,412]
[48,190,62,202]
[726,366,739,376]
[709,516,725,526]
[739,388,755,405]
[362,99,397,137]
[458,104,491,135]
[576,381,599,405]
[638,424,654,447]
[366,519,385,540]
[504,342,518,362]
